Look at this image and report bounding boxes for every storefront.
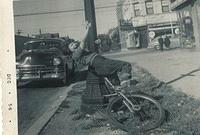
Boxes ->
[171,0,200,47]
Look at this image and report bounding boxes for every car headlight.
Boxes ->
[155,41,159,45]
[16,68,19,73]
[16,68,20,78]
[53,57,62,65]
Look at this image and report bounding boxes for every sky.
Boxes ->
[13,0,119,40]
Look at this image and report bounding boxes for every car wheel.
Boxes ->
[155,45,160,50]
[61,65,70,86]
[61,75,67,85]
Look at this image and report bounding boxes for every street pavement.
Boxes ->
[40,47,200,135]
[17,71,87,135]
[17,81,71,135]
[18,47,200,135]
[105,47,200,98]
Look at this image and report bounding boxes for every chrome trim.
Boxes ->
[17,65,47,68]
[17,65,65,81]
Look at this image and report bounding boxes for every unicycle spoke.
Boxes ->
[107,94,165,132]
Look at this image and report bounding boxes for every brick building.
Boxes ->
[117,0,179,48]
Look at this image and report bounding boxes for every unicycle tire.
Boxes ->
[106,93,165,132]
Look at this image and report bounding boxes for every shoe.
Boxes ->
[85,113,91,118]
[130,79,139,85]
[114,85,122,91]
[120,79,139,88]
[118,73,132,82]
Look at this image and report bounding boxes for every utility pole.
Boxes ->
[39,28,42,35]
[81,0,109,114]
[16,29,22,35]
[84,0,97,52]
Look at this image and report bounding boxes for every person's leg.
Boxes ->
[160,43,163,51]
[117,62,132,82]
[107,72,121,86]
[91,55,132,84]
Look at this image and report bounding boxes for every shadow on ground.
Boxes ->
[40,64,200,135]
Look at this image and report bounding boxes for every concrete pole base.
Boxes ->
[81,71,110,114]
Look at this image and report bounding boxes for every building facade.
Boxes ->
[117,0,179,48]
[171,0,200,48]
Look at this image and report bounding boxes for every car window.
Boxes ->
[45,41,61,48]
[24,40,71,55]
[25,41,63,50]
[25,42,47,50]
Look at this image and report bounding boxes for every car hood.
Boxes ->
[16,49,63,66]
[22,49,61,54]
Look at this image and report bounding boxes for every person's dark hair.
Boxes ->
[65,40,81,53]
[95,39,101,45]
[73,40,81,45]
[61,43,71,55]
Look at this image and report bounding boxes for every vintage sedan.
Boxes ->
[148,35,180,50]
[16,38,74,85]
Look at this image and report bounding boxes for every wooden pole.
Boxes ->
[84,0,97,52]
[81,0,109,114]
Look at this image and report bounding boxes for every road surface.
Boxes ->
[17,81,68,135]
[106,48,200,98]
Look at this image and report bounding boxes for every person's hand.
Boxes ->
[114,85,122,91]
[85,21,91,29]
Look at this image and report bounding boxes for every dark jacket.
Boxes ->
[158,37,164,45]
[164,36,171,48]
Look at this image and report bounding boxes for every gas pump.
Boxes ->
[182,16,195,48]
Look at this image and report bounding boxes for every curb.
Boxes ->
[23,83,76,135]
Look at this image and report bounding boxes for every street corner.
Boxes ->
[39,80,128,135]
[11,0,200,135]
[39,64,200,135]
[123,64,200,135]
[19,82,76,135]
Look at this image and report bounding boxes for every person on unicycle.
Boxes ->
[67,21,132,85]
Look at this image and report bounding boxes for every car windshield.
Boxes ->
[24,41,62,50]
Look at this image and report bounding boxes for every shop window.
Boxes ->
[161,0,169,13]
[133,3,140,17]
[170,0,176,3]
[145,0,154,15]
[123,4,129,14]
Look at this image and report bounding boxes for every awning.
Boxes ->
[171,0,194,11]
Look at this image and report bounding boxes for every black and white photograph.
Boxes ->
[3,0,200,134]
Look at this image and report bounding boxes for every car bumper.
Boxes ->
[16,66,65,81]
[17,73,65,81]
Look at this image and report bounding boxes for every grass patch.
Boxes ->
[59,100,70,109]
[131,65,200,135]
[47,63,200,135]
[67,90,83,98]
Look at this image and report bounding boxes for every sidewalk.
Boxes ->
[39,53,200,135]
[106,47,200,98]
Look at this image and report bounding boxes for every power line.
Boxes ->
[14,0,172,17]
[14,8,84,17]
[14,2,136,17]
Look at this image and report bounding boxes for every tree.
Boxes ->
[107,27,121,50]
[97,34,112,52]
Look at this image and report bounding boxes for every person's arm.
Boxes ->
[79,21,91,50]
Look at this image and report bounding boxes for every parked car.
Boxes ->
[16,38,74,85]
[181,34,196,48]
[148,35,180,50]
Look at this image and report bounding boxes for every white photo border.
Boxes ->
[0,0,18,135]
